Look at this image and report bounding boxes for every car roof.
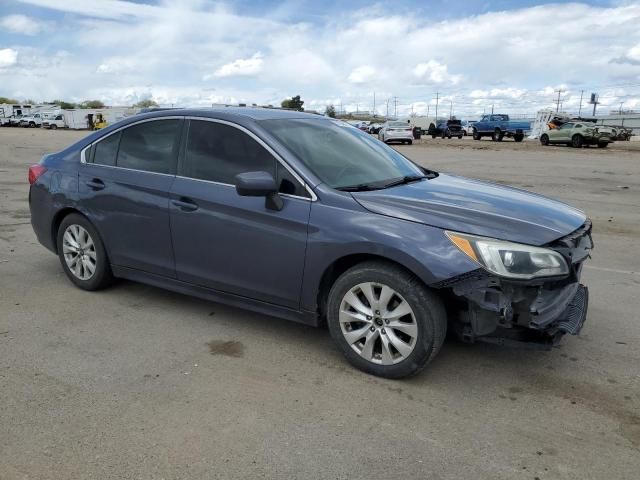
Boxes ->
[134,107,320,122]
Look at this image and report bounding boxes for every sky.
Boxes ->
[1,0,640,117]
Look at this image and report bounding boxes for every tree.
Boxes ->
[52,100,76,109]
[0,97,18,104]
[134,99,159,108]
[325,104,336,118]
[80,100,105,109]
[281,95,304,111]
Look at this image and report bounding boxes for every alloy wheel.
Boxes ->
[62,224,97,281]
[339,282,418,365]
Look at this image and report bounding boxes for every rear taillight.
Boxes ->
[28,164,47,185]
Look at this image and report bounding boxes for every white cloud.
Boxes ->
[2,1,640,116]
[412,61,461,85]
[211,53,264,78]
[0,49,18,68]
[348,66,376,84]
[0,14,43,35]
[627,43,640,62]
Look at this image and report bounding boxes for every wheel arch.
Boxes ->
[314,253,428,326]
[51,207,95,254]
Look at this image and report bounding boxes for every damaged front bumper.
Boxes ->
[441,221,593,349]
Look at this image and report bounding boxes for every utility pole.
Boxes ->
[578,90,584,117]
[427,105,430,117]
[619,102,624,114]
[386,98,390,118]
[449,100,453,119]
[491,104,494,115]
[373,92,376,116]
[555,88,564,112]
[434,92,439,121]
[393,96,398,118]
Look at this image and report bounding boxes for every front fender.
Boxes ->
[300,190,480,312]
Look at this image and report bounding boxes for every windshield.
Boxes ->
[260,118,423,189]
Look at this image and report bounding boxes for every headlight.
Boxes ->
[445,231,569,279]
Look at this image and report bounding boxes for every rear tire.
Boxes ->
[572,134,584,148]
[540,134,549,146]
[514,134,524,142]
[597,142,608,148]
[408,140,413,145]
[51,124,57,130]
[327,261,447,379]
[56,213,114,291]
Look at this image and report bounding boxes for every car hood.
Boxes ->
[352,173,586,245]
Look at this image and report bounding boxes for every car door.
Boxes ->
[78,117,183,277]
[169,118,312,309]
[552,123,573,143]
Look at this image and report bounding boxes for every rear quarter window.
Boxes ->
[91,132,121,166]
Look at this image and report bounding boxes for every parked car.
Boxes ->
[28,108,592,378]
[20,113,44,128]
[472,114,530,142]
[8,114,24,127]
[462,121,476,136]
[540,122,615,148]
[428,119,464,139]
[368,123,382,134]
[378,120,413,144]
[43,114,66,130]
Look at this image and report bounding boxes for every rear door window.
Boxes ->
[116,119,181,174]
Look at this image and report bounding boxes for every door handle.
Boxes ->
[86,178,105,190]
[171,197,199,212]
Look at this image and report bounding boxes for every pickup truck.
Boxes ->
[472,114,530,142]
[42,114,66,130]
[20,113,43,128]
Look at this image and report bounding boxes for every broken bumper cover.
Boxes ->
[529,283,588,335]
[442,220,593,348]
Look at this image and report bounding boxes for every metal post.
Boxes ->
[578,90,583,117]
[435,92,439,121]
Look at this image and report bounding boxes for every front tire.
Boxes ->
[327,261,447,379]
[473,129,481,140]
[572,134,584,148]
[540,134,550,146]
[597,142,608,148]
[56,213,114,291]
[492,128,503,142]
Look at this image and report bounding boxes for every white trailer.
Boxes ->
[61,108,137,129]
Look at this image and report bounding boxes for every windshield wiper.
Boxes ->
[381,175,427,189]
[336,183,382,192]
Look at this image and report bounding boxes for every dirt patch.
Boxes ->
[206,340,245,358]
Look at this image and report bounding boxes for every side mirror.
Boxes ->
[234,171,283,211]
